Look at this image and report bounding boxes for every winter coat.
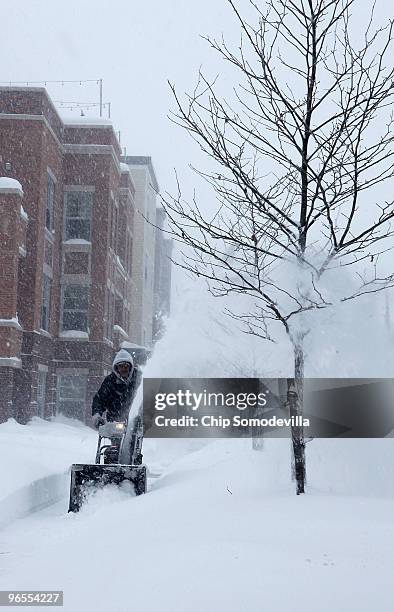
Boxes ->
[92,349,141,422]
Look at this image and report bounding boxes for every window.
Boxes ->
[62,285,89,332]
[118,206,127,264]
[41,274,51,331]
[124,308,130,335]
[111,203,119,251]
[46,174,55,230]
[37,370,47,418]
[44,239,53,267]
[126,233,133,275]
[64,191,93,241]
[104,290,113,340]
[57,374,87,420]
[114,295,123,328]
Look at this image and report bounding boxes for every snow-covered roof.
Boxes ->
[0,177,23,195]
[62,117,113,128]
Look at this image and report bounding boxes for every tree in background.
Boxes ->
[163,0,394,493]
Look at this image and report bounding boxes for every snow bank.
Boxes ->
[307,438,394,498]
[0,417,96,526]
[2,437,393,612]
[0,417,96,501]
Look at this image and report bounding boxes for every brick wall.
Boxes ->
[0,180,24,421]
[0,87,142,425]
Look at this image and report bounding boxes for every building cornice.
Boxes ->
[0,112,64,150]
[63,144,121,174]
[121,156,160,193]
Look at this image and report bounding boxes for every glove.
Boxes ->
[92,413,106,429]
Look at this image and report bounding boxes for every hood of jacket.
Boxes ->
[112,349,134,382]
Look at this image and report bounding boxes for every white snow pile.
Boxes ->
[0,416,96,526]
[1,436,393,612]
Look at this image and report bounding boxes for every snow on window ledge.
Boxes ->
[113,325,129,339]
[115,256,126,275]
[0,177,23,196]
[63,239,91,246]
[20,205,28,222]
[18,246,27,257]
[120,340,147,350]
[0,356,22,368]
[59,330,89,340]
[39,329,52,338]
[0,317,22,330]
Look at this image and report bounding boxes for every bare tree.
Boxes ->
[162,0,394,494]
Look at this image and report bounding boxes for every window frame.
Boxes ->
[63,189,94,242]
[61,283,90,333]
[40,273,52,332]
[46,171,55,231]
[56,372,87,420]
[37,369,47,418]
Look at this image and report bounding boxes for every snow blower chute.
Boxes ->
[68,408,146,512]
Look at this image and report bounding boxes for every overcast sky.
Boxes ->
[1,1,392,294]
[1,0,390,198]
[1,0,393,355]
[0,0,240,199]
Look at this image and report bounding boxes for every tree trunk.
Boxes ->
[287,341,306,495]
[252,378,265,451]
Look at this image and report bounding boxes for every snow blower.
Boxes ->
[68,409,146,512]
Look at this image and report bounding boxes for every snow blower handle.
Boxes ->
[92,413,106,429]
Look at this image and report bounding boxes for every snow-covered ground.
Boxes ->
[0,416,393,612]
[1,281,393,610]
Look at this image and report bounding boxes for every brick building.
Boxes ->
[0,86,171,425]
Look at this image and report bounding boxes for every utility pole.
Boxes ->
[99,79,103,117]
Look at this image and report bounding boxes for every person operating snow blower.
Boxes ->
[91,348,141,428]
[68,348,145,512]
